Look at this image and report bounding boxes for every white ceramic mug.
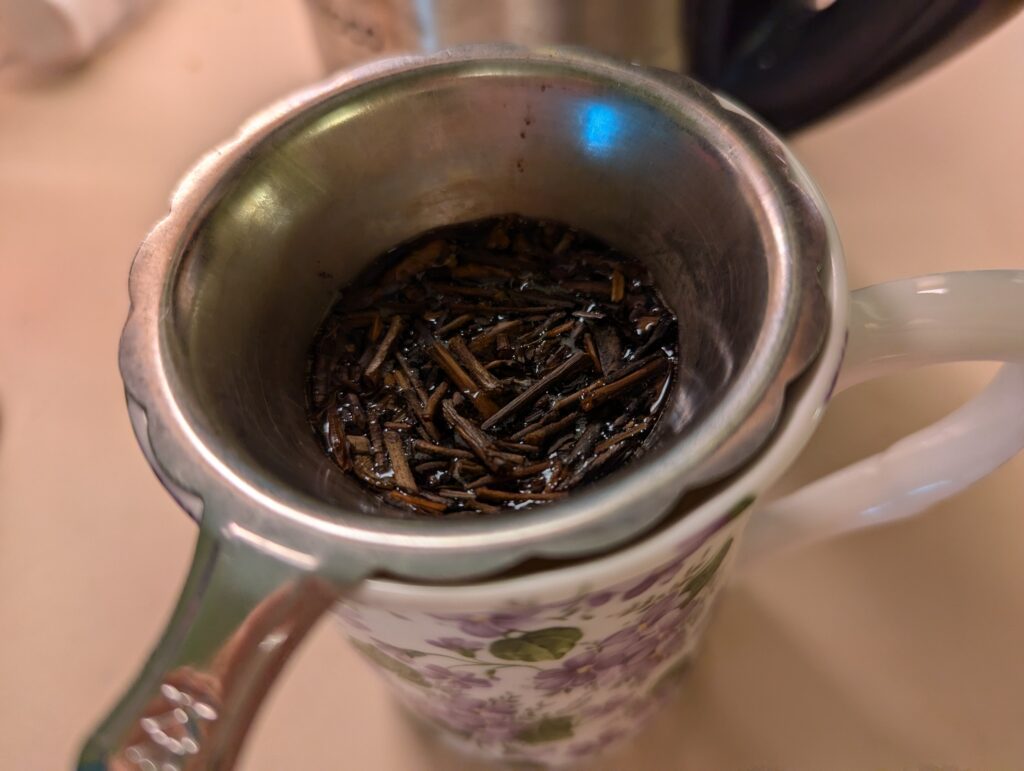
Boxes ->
[81,49,1024,770]
[329,136,1024,768]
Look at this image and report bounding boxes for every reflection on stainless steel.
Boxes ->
[122,47,828,573]
[125,679,217,768]
[303,0,1023,130]
[305,0,685,71]
[80,48,832,769]
[79,531,336,770]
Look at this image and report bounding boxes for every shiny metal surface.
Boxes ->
[305,0,687,71]
[123,46,827,577]
[304,1,1023,131]
[81,47,829,768]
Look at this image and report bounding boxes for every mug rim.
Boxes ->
[351,135,849,607]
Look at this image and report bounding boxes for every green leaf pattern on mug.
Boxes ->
[350,639,429,687]
[490,627,583,661]
[681,539,732,598]
[515,716,574,744]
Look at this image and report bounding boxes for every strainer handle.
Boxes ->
[741,270,1024,564]
[76,525,338,770]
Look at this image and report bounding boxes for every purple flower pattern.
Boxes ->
[534,650,606,694]
[335,503,752,766]
[417,693,524,742]
[596,599,698,685]
[425,636,483,656]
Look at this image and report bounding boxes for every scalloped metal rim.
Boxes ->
[118,45,830,581]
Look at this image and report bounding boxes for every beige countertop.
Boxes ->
[1,2,1022,769]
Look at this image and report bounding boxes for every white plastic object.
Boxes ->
[0,0,154,74]
[741,270,1024,564]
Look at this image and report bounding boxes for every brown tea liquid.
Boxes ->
[307,215,679,517]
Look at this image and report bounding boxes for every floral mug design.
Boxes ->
[338,504,746,765]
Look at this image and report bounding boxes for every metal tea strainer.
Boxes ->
[79,47,828,769]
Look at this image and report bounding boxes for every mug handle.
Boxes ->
[740,270,1024,564]
[77,523,338,770]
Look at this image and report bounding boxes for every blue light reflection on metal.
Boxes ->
[578,102,623,157]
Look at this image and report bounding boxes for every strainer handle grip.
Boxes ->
[741,270,1024,564]
[76,525,337,770]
